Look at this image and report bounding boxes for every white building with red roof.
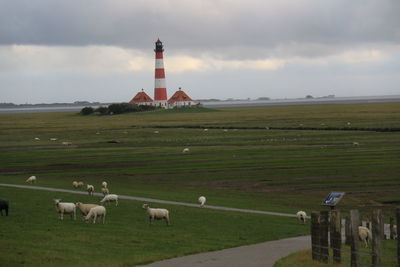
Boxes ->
[129,89,154,106]
[168,87,197,107]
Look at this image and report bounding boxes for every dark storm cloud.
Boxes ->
[1,0,399,58]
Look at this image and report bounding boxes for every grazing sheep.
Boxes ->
[87,184,94,196]
[75,202,99,216]
[50,138,58,141]
[101,181,108,188]
[393,225,397,239]
[359,226,372,248]
[26,176,37,184]
[182,148,190,153]
[85,206,106,224]
[62,141,72,146]
[204,128,208,132]
[72,181,79,189]
[0,199,9,216]
[53,199,76,220]
[296,211,307,224]
[142,204,170,226]
[34,137,40,140]
[352,142,359,146]
[77,181,84,188]
[154,131,159,134]
[100,194,118,206]
[101,187,109,196]
[198,196,206,207]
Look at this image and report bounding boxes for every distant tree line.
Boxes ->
[80,103,159,115]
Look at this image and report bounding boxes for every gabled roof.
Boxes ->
[129,90,153,104]
[168,88,193,104]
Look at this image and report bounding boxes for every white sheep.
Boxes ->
[54,199,76,220]
[352,142,359,146]
[85,206,106,224]
[62,141,72,146]
[77,181,84,188]
[101,181,108,188]
[142,203,170,226]
[26,176,37,184]
[100,194,118,206]
[75,202,99,216]
[87,184,94,196]
[34,137,40,140]
[296,211,307,224]
[198,196,206,207]
[359,226,372,248]
[101,187,109,196]
[182,148,190,153]
[72,181,79,189]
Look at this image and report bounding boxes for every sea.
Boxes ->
[1,95,399,114]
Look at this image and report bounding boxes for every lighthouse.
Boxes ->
[154,39,168,108]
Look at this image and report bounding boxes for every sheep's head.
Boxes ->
[53,199,61,205]
[75,202,81,207]
[142,204,149,210]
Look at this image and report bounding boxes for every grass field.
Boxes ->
[1,103,400,266]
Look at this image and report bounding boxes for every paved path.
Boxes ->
[0,183,298,218]
[136,235,311,267]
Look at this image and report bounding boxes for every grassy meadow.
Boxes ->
[0,102,400,266]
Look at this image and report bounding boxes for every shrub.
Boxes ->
[95,106,109,115]
[80,107,94,115]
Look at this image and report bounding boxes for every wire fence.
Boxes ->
[311,208,399,267]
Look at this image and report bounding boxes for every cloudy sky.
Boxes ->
[1,0,399,104]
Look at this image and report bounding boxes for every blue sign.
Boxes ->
[323,192,345,206]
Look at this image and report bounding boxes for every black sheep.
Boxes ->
[0,199,9,216]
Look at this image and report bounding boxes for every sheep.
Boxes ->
[72,181,79,189]
[100,194,118,206]
[0,199,9,216]
[75,202,99,216]
[50,138,58,141]
[62,141,72,146]
[87,184,94,196]
[142,203,170,226]
[198,196,206,207]
[296,211,307,224]
[77,181,84,188]
[53,199,76,220]
[352,142,359,146]
[26,176,37,184]
[182,148,190,153]
[85,206,106,224]
[34,137,40,140]
[101,187,109,196]
[358,226,372,248]
[101,181,108,188]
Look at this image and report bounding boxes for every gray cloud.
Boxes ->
[1,0,399,58]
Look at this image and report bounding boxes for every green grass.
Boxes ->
[0,187,308,267]
[0,102,400,265]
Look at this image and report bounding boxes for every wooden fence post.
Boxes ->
[311,212,321,261]
[331,210,341,264]
[397,208,400,267]
[345,216,352,245]
[350,209,360,267]
[372,209,382,267]
[320,211,329,263]
[390,216,395,240]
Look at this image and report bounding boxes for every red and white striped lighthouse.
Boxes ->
[154,39,168,107]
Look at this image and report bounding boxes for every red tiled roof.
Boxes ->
[129,90,153,104]
[168,89,193,104]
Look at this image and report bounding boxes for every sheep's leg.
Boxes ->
[93,214,97,224]
[73,210,76,220]
[102,214,105,224]
[115,199,118,206]
[60,212,64,220]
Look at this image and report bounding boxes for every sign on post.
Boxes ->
[322,192,345,208]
